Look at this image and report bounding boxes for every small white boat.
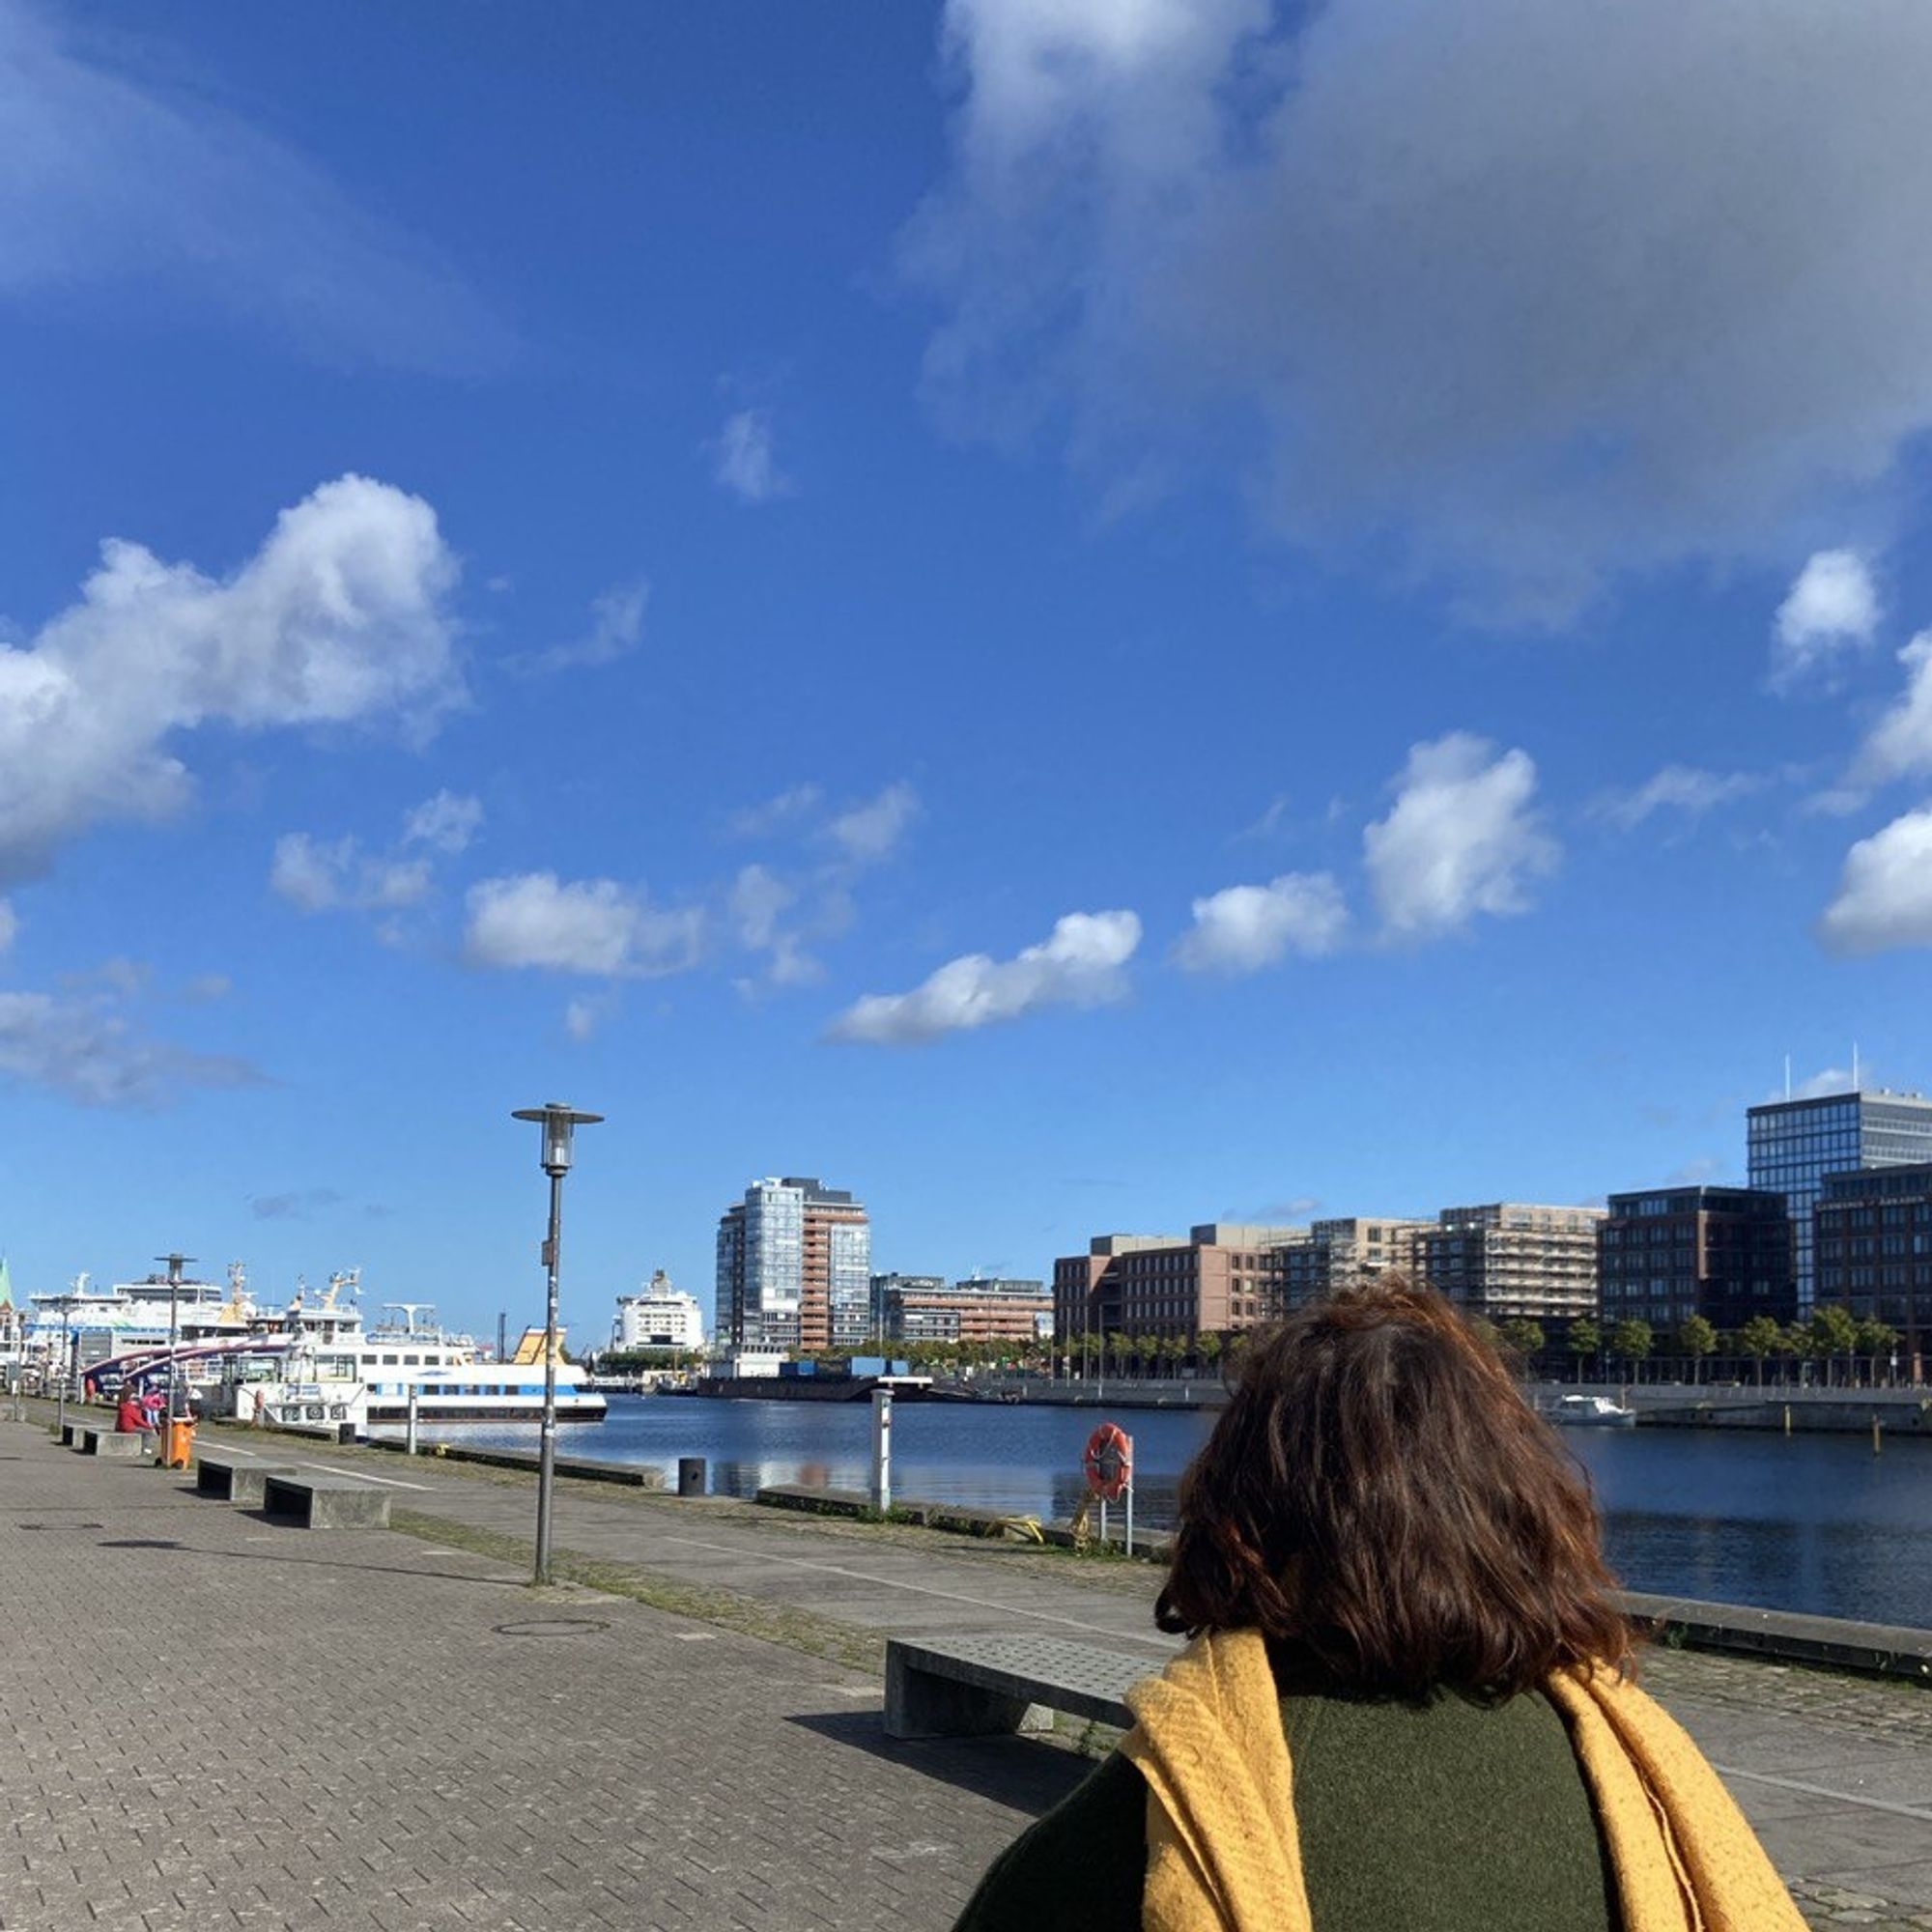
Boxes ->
[1552,1393,1636,1427]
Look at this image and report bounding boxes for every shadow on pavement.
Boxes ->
[787,1708,1095,1819]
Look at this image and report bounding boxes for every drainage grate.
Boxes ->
[16,1521,105,1531]
[492,1618,610,1638]
[98,1539,182,1550]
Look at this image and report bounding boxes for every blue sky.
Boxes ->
[7,0,1932,1342]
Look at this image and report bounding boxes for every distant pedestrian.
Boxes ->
[114,1389,147,1435]
[140,1386,165,1432]
[954,1281,1804,1931]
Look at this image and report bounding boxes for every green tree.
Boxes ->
[1196,1330,1223,1378]
[1676,1315,1719,1384]
[1498,1318,1546,1367]
[1567,1318,1603,1384]
[1105,1330,1129,1380]
[1133,1332,1159,1378]
[1855,1317,1898,1386]
[1467,1316,1505,1355]
[1736,1315,1782,1388]
[1608,1318,1653,1381]
[1807,1304,1859,1388]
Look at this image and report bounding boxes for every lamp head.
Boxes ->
[512,1101,604,1176]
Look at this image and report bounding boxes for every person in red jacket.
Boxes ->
[114,1388,148,1434]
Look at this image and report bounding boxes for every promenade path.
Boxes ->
[5,1412,1929,1932]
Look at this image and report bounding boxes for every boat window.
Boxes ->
[403,1354,420,1366]
[382,1354,399,1366]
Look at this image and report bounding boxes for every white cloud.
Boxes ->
[1852,635,1932,786]
[1818,805,1932,955]
[563,997,609,1043]
[1771,550,1881,690]
[0,987,262,1108]
[402,789,484,855]
[1363,733,1557,939]
[1776,1065,1858,1103]
[0,0,511,372]
[464,873,703,979]
[180,973,232,1004]
[0,474,461,886]
[1596,764,1766,831]
[0,897,14,954]
[506,582,647,676]
[830,908,1141,1044]
[712,410,792,504]
[727,784,823,838]
[913,0,1932,613]
[828,782,921,864]
[1175,872,1347,974]
[269,834,431,916]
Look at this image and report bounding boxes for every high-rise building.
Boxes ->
[1599,1187,1794,1334]
[1747,1089,1932,1311]
[1814,1163,1932,1378]
[715,1177,871,1352]
[1419,1203,1605,1327]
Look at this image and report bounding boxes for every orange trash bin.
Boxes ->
[160,1416,196,1469]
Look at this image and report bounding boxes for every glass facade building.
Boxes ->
[1747,1090,1932,1311]
[716,1176,870,1351]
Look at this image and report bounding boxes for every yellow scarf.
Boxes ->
[1119,1629,1805,1932]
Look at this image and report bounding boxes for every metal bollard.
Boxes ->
[676,1456,706,1497]
[405,1389,419,1456]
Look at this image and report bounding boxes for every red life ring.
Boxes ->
[1083,1421,1133,1501]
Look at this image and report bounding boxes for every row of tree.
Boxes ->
[1551,1306,1905,1386]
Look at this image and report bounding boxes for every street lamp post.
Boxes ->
[55,1290,74,1435]
[156,1253,195,1425]
[511,1102,603,1586]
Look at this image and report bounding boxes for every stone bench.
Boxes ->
[194,1451,302,1507]
[884,1633,1166,1740]
[260,1471,391,1530]
[76,1427,147,1460]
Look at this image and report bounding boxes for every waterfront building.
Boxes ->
[874,1275,1051,1346]
[1418,1203,1605,1327]
[1747,1088,1932,1312]
[1814,1162,1932,1378]
[715,1177,871,1353]
[1052,1224,1306,1346]
[867,1273,945,1345]
[1599,1187,1794,1335]
[611,1270,705,1353]
[1278,1216,1431,1308]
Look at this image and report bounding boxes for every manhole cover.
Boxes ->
[98,1539,182,1549]
[492,1618,610,1638]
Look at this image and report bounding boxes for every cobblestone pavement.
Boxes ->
[6,1414,1929,1930]
[0,1424,1084,1931]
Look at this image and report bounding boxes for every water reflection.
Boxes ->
[385,1395,1932,1625]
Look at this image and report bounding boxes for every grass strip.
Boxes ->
[389,1507,887,1675]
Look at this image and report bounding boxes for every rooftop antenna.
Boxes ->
[1852,1041,1861,1092]
[1784,1055,1792,1100]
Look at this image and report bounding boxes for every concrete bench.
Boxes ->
[884,1633,1166,1740]
[76,1427,147,1460]
[261,1471,391,1529]
[194,1451,302,1507]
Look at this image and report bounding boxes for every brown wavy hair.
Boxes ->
[1154,1280,1633,1696]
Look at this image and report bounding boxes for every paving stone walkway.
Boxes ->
[6,1412,1930,1930]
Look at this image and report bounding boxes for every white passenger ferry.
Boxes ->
[70,1267,604,1435]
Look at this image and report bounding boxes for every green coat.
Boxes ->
[954,1682,1619,1931]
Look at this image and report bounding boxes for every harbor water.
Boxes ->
[389,1394,1932,1629]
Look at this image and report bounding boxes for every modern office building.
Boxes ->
[874,1276,1051,1346]
[1814,1163,1932,1378]
[611,1270,705,1353]
[1418,1203,1605,1326]
[867,1273,945,1344]
[1599,1187,1794,1334]
[1278,1216,1431,1308]
[715,1177,871,1352]
[1052,1224,1305,1346]
[1747,1089,1932,1310]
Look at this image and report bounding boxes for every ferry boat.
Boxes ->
[56,1266,605,1434]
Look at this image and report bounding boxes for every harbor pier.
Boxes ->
[4,1406,1929,1931]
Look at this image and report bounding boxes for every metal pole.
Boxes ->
[56,1299,71,1436]
[167,1272,182,1424]
[405,1388,419,1456]
[534,1166,564,1585]
[871,1385,893,1514]
[1125,1474,1134,1556]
